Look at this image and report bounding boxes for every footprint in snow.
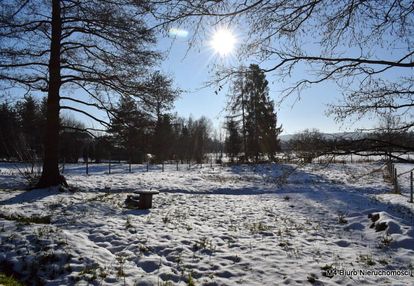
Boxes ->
[334,240,351,247]
[136,259,160,273]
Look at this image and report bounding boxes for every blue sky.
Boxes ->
[159,29,373,135]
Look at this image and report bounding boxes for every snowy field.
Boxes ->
[0,162,413,285]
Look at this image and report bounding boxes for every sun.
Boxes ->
[210,28,237,57]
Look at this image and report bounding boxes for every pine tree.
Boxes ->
[261,101,282,160]
[227,67,248,160]
[16,96,44,158]
[146,72,180,162]
[243,64,282,162]
[225,118,242,162]
[178,125,191,163]
[0,102,19,159]
[109,96,151,164]
[152,114,174,163]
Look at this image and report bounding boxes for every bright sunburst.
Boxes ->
[210,28,237,57]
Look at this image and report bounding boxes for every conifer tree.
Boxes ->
[109,96,151,163]
[0,102,19,159]
[242,64,282,162]
[225,118,242,162]
[16,96,44,157]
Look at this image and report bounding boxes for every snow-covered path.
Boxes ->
[0,163,413,285]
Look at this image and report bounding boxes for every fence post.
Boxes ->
[108,160,111,175]
[176,161,179,171]
[146,161,149,172]
[394,167,398,193]
[410,171,413,203]
[162,162,164,172]
[86,156,89,175]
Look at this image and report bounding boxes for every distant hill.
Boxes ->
[279,132,368,142]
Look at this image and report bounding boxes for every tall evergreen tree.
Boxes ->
[152,114,174,163]
[225,118,242,162]
[178,123,191,163]
[145,72,180,162]
[227,67,248,158]
[0,101,19,159]
[261,99,282,161]
[243,64,282,162]
[16,96,44,158]
[109,96,151,163]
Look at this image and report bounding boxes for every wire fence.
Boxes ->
[0,153,413,203]
[386,160,413,203]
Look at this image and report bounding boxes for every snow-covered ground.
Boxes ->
[0,162,413,285]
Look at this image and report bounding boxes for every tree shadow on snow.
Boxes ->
[0,188,59,205]
[122,209,150,216]
[162,163,413,223]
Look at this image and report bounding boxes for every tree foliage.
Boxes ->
[109,96,151,163]
[0,96,92,163]
[225,118,242,162]
[288,129,326,163]
[0,0,161,187]
[226,64,282,162]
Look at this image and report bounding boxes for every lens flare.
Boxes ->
[210,28,236,57]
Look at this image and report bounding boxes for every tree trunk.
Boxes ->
[241,85,247,162]
[37,0,65,188]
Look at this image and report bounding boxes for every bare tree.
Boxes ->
[288,129,326,163]
[328,115,414,162]
[1,0,159,187]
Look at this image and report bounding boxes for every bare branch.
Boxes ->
[60,106,110,127]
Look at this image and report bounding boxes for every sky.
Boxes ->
[159,28,374,135]
[4,21,391,137]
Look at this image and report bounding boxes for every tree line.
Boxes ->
[0,95,222,165]
[286,128,414,164]
[2,93,412,168]
[0,96,91,163]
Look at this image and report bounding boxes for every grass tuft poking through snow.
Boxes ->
[0,272,23,286]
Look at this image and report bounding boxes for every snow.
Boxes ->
[0,162,413,285]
